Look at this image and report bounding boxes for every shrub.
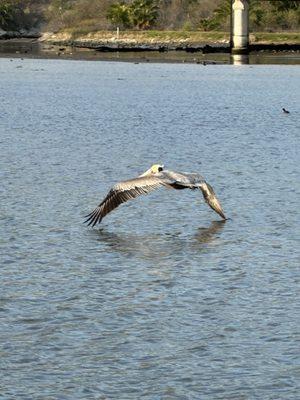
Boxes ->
[130,0,159,29]
[107,0,159,30]
[0,0,43,30]
[107,2,132,28]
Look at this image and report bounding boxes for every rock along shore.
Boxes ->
[38,31,230,53]
[39,31,300,53]
[1,30,300,54]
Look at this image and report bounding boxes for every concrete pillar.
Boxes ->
[231,0,249,54]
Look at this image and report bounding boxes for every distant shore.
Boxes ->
[1,29,300,53]
[1,30,300,65]
[41,30,300,53]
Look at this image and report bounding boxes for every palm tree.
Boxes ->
[130,0,159,29]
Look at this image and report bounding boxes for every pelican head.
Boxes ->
[151,164,164,173]
[139,164,164,177]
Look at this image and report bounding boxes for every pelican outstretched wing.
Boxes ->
[158,170,226,220]
[85,167,226,226]
[199,181,226,220]
[84,176,164,226]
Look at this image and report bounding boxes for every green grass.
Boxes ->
[63,29,230,43]
[252,32,300,43]
[52,28,300,45]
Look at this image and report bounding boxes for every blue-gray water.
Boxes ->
[1,59,299,399]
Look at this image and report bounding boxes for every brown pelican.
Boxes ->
[282,108,290,114]
[85,164,226,226]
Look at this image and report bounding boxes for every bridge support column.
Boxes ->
[231,0,249,54]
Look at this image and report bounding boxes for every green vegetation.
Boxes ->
[52,29,300,47]
[251,31,300,44]
[63,29,228,43]
[0,0,299,35]
[0,2,15,29]
[199,0,300,32]
[59,0,298,33]
[0,0,48,31]
[250,0,300,31]
[107,0,159,29]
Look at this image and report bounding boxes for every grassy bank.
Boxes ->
[43,30,300,46]
[251,32,300,44]
[44,30,228,45]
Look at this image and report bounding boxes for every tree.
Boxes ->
[270,1,299,12]
[199,0,230,31]
[0,3,14,29]
[0,0,47,30]
[107,0,159,29]
[107,2,132,28]
[131,0,158,29]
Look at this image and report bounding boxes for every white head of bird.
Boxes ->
[140,164,164,177]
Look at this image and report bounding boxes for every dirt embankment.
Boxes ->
[39,30,300,53]
[1,30,300,53]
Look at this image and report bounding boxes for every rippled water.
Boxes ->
[1,59,299,399]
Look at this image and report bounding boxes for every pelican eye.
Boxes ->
[158,167,163,172]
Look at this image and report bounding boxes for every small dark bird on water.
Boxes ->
[282,108,290,114]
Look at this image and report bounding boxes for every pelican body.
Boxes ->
[85,164,226,226]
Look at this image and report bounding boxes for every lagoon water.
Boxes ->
[1,59,300,399]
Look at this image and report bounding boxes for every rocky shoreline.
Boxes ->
[0,28,41,40]
[46,41,300,53]
[38,31,229,53]
[40,32,300,53]
[0,30,299,59]
[48,41,230,53]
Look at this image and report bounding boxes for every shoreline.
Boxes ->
[41,30,300,53]
[1,30,300,53]
[1,34,300,64]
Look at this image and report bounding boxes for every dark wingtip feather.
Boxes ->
[220,212,227,220]
[84,208,103,226]
[200,182,227,221]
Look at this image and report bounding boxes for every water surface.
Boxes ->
[0,59,299,399]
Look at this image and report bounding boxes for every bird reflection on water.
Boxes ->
[194,220,226,244]
[89,220,226,260]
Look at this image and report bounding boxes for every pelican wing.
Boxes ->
[199,182,226,220]
[159,170,226,219]
[153,170,201,189]
[85,176,163,226]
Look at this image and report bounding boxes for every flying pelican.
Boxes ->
[84,164,226,226]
